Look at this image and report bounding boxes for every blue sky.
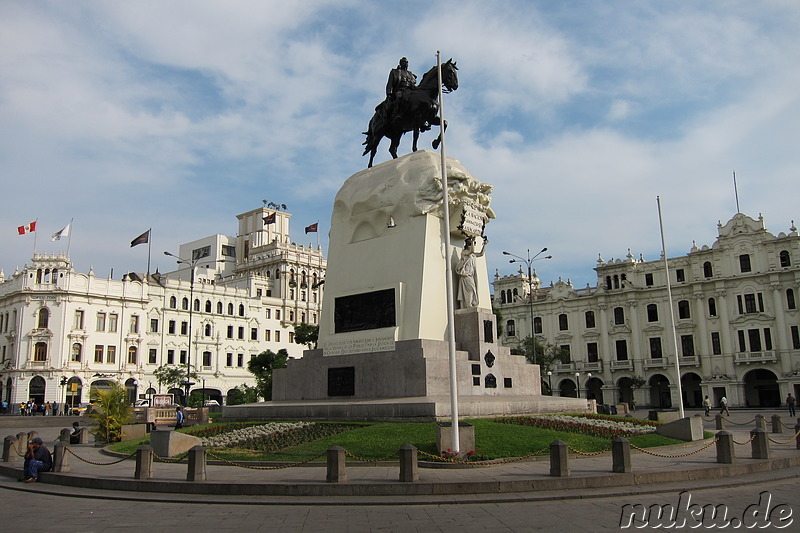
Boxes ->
[2,1,799,288]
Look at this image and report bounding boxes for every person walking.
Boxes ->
[720,396,730,416]
[786,394,796,418]
[703,395,711,416]
[175,406,184,430]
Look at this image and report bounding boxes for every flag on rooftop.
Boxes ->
[305,222,318,234]
[263,212,276,225]
[130,229,150,247]
[52,222,71,241]
[17,221,36,235]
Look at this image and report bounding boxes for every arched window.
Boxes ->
[613,306,625,325]
[238,304,245,317]
[71,342,82,362]
[205,300,212,313]
[228,303,234,315]
[169,296,177,309]
[585,311,595,328]
[703,261,713,278]
[739,254,751,273]
[500,291,506,304]
[558,314,568,331]
[127,346,137,364]
[204,324,212,336]
[52,269,58,284]
[34,342,47,361]
[513,288,519,300]
[182,297,189,310]
[678,300,691,319]
[780,250,791,268]
[506,320,516,337]
[708,297,717,316]
[216,302,223,314]
[613,275,619,289]
[647,303,659,322]
[193,299,200,312]
[787,289,796,310]
[37,308,49,329]
[533,317,543,334]
[605,276,612,290]
[275,269,280,279]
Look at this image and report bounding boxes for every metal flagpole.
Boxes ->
[147,228,152,276]
[32,218,39,257]
[66,218,74,258]
[657,196,685,419]
[733,171,741,213]
[437,50,460,452]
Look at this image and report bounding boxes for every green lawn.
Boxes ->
[108,417,687,462]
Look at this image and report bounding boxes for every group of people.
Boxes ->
[15,400,61,416]
[702,393,798,417]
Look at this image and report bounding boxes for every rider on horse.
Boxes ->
[384,57,417,124]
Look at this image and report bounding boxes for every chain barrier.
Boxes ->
[343,449,398,463]
[721,417,757,426]
[732,434,756,446]
[701,417,716,422]
[65,447,137,466]
[629,438,718,458]
[205,449,327,470]
[567,444,612,456]
[416,445,551,466]
[151,450,190,463]
[778,419,798,430]
[767,429,800,445]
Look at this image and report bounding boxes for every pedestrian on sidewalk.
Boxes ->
[175,406,184,430]
[786,394,796,418]
[703,395,711,416]
[720,396,730,416]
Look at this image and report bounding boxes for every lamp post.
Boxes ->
[575,372,581,398]
[547,371,553,396]
[502,248,552,365]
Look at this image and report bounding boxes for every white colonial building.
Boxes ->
[0,206,325,411]
[493,213,800,409]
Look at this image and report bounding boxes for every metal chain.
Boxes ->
[151,450,190,463]
[732,434,756,446]
[722,417,757,426]
[629,438,718,458]
[343,449,398,463]
[567,444,612,456]
[779,419,798,430]
[416,444,551,466]
[65,447,137,466]
[767,429,800,445]
[205,449,327,470]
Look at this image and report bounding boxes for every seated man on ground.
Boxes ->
[21,437,52,483]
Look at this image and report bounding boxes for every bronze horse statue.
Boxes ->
[362,59,458,168]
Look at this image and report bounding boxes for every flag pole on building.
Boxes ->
[131,229,152,276]
[437,50,460,452]
[657,196,685,419]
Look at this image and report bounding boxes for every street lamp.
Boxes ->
[502,248,552,364]
[547,371,553,396]
[575,372,581,398]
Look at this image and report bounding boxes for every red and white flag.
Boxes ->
[17,221,37,235]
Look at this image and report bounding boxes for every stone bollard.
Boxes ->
[78,428,90,444]
[550,440,569,477]
[59,428,72,442]
[771,415,782,434]
[326,445,346,483]
[26,431,39,444]
[755,415,766,431]
[187,445,206,481]
[612,436,631,473]
[715,431,735,464]
[135,445,154,480]
[398,444,419,482]
[750,427,770,460]
[3,435,18,463]
[795,424,800,450]
[53,441,70,472]
[15,433,28,457]
[715,414,725,430]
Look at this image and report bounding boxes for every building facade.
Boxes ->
[493,213,800,409]
[0,206,325,410]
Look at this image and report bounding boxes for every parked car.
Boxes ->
[134,399,150,407]
[203,400,220,407]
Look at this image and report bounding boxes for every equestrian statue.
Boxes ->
[362,57,458,168]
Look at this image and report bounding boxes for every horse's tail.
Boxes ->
[362,113,383,156]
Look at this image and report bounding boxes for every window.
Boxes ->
[204,324,212,336]
[226,353,233,366]
[222,245,236,257]
[587,342,598,362]
[792,326,800,350]
[202,351,212,367]
[787,289,796,310]
[96,312,106,331]
[180,350,187,364]
[585,311,595,329]
[615,340,628,361]
[737,330,746,352]
[73,310,84,330]
[127,346,137,364]
[129,315,139,334]
[108,313,118,332]
[193,299,200,312]
[275,331,281,342]
[533,317,542,334]
[676,269,685,282]
[168,320,176,334]
[181,321,188,335]
[238,326,244,340]
[748,329,762,351]
[34,342,47,361]
[182,298,189,310]
[106,346,116,364]
[148,348,157,364]
[649,337,662,358]
[71,342,82,362]
[708,298,717,317]
[645,273,654,287]
[237,353,244,367]
[37,308,50,329]
[289,332,295,343]
[680,335,695,356]
[559,345,571,364]
[227,303,234,315]
[764,328,773,351]
[205,300,212,313]
[647,303,659,322]
[217,302,223,314]
[506,320,516,337]
[558,314,568,331]
[94,345,104,363]
[678,300,690,319]
[703,261,713,278]
[711,332,722,355]
[192,245,211,260]
[169,296,177,309]
[265,309,271,319]
[239,304,245,317]
[150,318,158,333]
[739,254,751,273]
[265,330,271,341]
[167,349,175,364]
[227,325,233,339]
[276,310,281,320]
[780,250,791,268]
[739,293,764,314]
[251,327,258,340]
[613,307,625,325]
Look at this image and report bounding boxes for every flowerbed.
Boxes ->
[497,414,656,439]
[196,422,312,448]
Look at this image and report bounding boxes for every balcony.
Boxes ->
[644,357,669,370]
[554,362,577,373]
[678,355,700,366]
[734,351,777,364]
[582,361,603,372]
[610,360,633,370]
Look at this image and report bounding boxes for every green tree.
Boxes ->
[513,336,570,377]
[226,384,260,405]
[88,383,132,443]
[153,364,197,392]
[247,349,289,400]
[293,322,319,349]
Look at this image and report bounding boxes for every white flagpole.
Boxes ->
[147,228,152,276]
[32,218,39,257]
[66,218,74,258]
[437,51,460,452]
[657,196,685,419]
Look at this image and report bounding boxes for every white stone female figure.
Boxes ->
[456,236,488,308]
